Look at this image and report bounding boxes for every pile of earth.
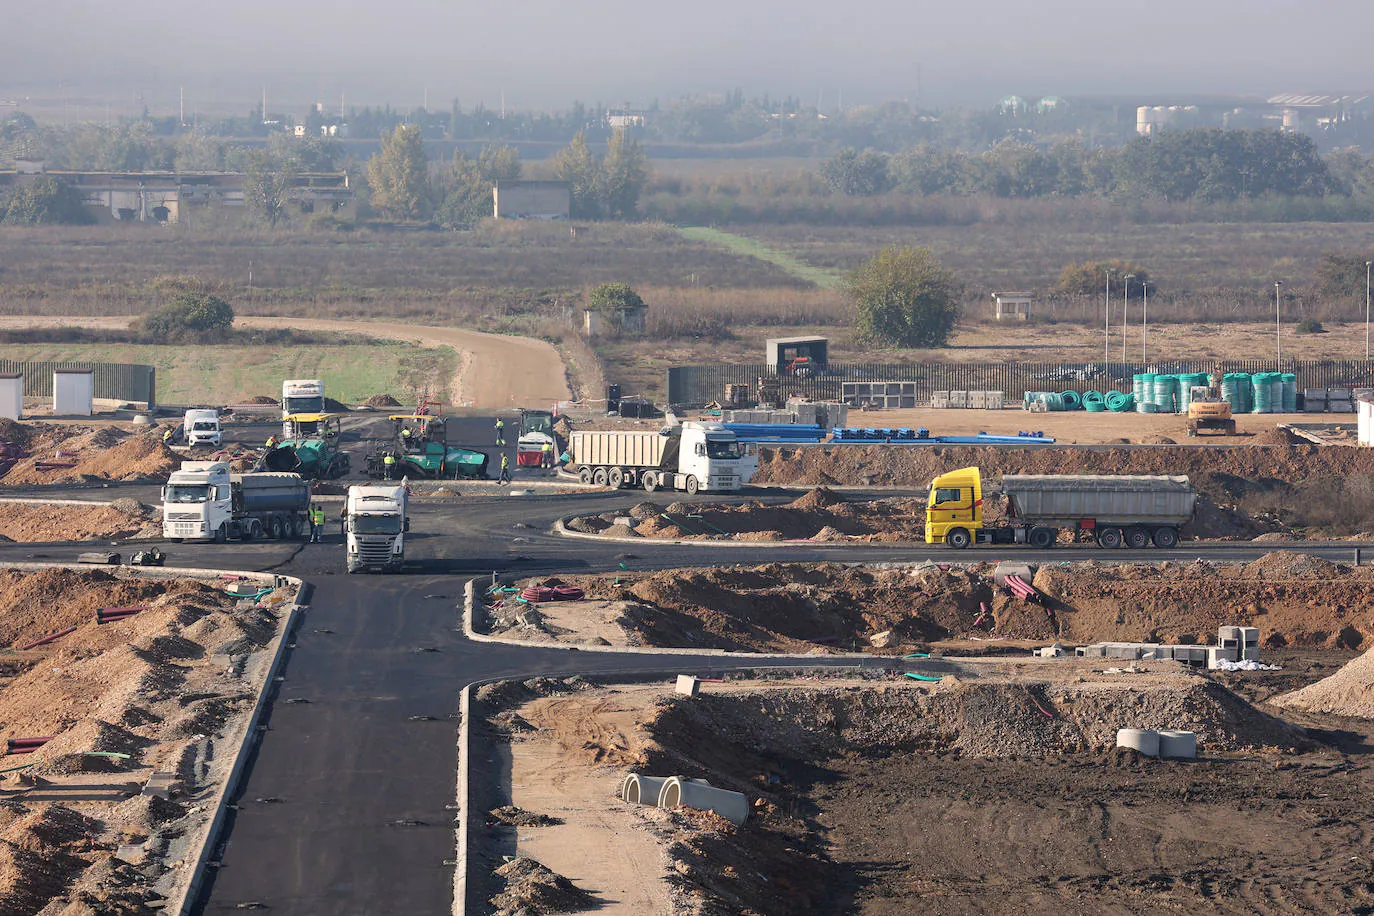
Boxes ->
[322,397,350,412]
[1273,645,1374,718]
[0,497,159,542]
[488,856,595,916]
[0,567,293,913]
[364,393,402,408]
[246,395,279,405]
[1,424,179,485]
[565,488,927,541]
[513,553,1374,654]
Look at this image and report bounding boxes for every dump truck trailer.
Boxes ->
[926,466,1196,549]
[570,421,752,494]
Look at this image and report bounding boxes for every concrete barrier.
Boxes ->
[658,776,749,826]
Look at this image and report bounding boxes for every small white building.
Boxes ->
[0,373,21,420]
[992,291,1033,322]
[1359,398,1374,445]
[53,369,93,417]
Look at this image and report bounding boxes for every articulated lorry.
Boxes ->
[345,484,408,573]
[182,409,222,448]
[281,379,325,436]
[570,421,754,494]
[926,466,1196,549]
[163,461,311,542]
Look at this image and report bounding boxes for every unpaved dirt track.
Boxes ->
[0,316,571,409]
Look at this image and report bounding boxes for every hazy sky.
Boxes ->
[5,0,1372,112]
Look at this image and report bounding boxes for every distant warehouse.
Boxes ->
[493,180,571,220]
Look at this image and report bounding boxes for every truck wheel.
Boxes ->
[1152,527,1179,548]
[578,467,592,484]
[1029,526,1056,549]
[213,525,227,544]
[686,475,700,496]
[608,467,624,488]
[592,468,609,487]
[641,472,658,492]
[1096,527,1124,549]
[270,517,284,539]
[945,527,972,549]
[1125,527,1151,549]
[242,521,257,542]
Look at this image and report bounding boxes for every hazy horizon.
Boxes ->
[4,0,1372,116]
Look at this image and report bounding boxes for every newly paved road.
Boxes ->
[4,422,1370,915]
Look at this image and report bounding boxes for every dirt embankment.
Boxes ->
[511,554,1374,654]
[567,487,928,542]
[0,422,179,485]
[0,499,160,543]
[0,568,294,913]
[480,675,1350,916]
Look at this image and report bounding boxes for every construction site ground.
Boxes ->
[476,664,1374,915]
[0,567,295,913]
[496,553,1374,655]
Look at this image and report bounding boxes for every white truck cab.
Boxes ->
[345,485,408,573]
[281,379,325,436]
[678,422,755,492]
[183,409,222,448]
[162,461,233,541]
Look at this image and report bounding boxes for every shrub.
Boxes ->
[1,177,94,225]
[1058,259,1151,298]
[1294,318,1325,334]
[140,292,235,340]
[847,245,962,348]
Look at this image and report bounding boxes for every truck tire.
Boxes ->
[592,467,609,487]
[685,475,700,496]
[1029,526,1056,549]
[213,525,227,544]
[608,467,624,488]
[945,527,972,549]
[270,517,284,540]
[578,467,592,484]
[1152,527,1179,548]
[242,520,257,542]
[641,472,658,492]
[1096,527,1124,549]
[1125,527,1151,549]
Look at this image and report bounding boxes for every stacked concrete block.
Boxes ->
[1239,626,1260,661]
[949,390,969,408]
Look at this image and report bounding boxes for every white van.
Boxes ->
[183,409,222,448]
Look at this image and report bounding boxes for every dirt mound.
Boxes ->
[489,856,595,915]
[787,486,848,510]
[0,504,161,542]
[322,397,349,412]
[488,805,563,827]
[1273,648,1374,718]
[1143,434,1177,445]
[0,839,82,915]
[246,395,279,405]
[752,441,1374,491]
[1255,425,1302,446]
[365,393,402,408]
[3,428,178,485]
[0,419,36,450]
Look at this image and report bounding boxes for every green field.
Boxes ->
[0,342,456,406]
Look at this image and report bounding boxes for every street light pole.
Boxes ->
[1274,280,1283,363]
[1104,268,1112,371]
[1366,260,1371,361]
[1141,280,1149,364]
[1123,274,1135,369]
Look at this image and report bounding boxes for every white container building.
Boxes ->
[53,369,94,416]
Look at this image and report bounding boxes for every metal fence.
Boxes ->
[666,360,1374,409]
[0,360,156,406]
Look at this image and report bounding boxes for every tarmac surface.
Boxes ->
[3,414,1372,915]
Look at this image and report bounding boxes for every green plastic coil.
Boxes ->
[1105,390,1134,412]
[1281,373,1297,413]
[1152,374,1177,412]
[1059,390,1082,410]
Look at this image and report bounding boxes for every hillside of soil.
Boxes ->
[0,567,294,913]
[511,554,1374,653]
[0,421,179,485]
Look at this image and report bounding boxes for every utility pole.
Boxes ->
[1366,260,1372,360]
[1104,268,1112,371]
[1274,280,1283,363]
[1141,281,1149,364]
[1122,275,1134,369]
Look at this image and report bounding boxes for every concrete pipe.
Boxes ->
[1115,728,1160,757]
[621,773,676,807]
[658,776,749,826]
[1158,730,1197,760]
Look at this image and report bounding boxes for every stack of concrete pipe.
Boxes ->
[620,772,750,826]
[1115,728,1197,759]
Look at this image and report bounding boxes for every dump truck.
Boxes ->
[162,461,310,542]
[570,421,753,494]
[345,484,408,573]
[926,466,1196,549]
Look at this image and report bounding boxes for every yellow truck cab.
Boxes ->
[925,467,983,547]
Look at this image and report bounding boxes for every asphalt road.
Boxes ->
[3,418,1371,915]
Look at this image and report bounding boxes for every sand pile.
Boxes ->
[2,426,178,484]
[489,857,594,916]
[1273,649,1374,718]
[0,503,160,543]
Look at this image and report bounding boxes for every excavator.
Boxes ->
[1186,379,1236,436]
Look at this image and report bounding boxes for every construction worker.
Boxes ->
[498,453,510,484]
[162,426,175,446]
[494,417,505,447]
[382,451,397,480]
[401,425,415,450]
[265,434,278,450]
[309,503,326,543]
[541,440,555,469]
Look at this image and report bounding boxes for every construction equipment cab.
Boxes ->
[925,467,984,547]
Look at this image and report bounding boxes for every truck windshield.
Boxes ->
[353,515,402,534]
[932,487,963,505]
[164,484,212,503]
[284,396,324,414]
[192,422,217,431]
[705,438,742,459]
